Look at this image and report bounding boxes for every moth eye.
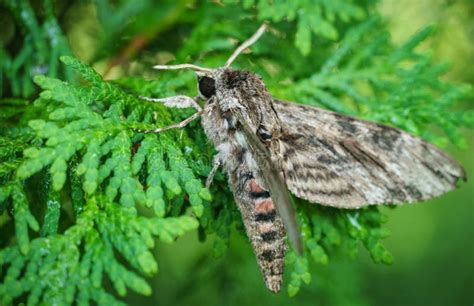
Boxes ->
[257,126,272,141]
[198,76,216,98]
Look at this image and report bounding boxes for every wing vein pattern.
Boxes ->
[273,99,466,208]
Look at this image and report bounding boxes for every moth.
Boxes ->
[136,24,466,292]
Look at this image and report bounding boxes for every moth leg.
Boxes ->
[133,110,203,134]
[206,155,222,188]
[140,95,203,112]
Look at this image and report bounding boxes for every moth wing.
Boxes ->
[239,120,303,254]
[273,99,466,208]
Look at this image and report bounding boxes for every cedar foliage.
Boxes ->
[0,0,472,305]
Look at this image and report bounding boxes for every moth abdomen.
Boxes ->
[261,231,278,242]
[243,177,287,292]
[259,249,276,261]
[249,179,271,198]
[220,148,287,293]
[250,190,271,199]
[255,210,277,222]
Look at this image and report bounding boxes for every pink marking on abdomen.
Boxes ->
[255,199,275,213]
[248,179,265,193]
[258,222,274,232]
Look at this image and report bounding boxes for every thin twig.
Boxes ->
[153,63,213,72]
[103,34,148,78]
[225,23,268,68]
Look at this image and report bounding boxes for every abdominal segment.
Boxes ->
[227,148,287,293]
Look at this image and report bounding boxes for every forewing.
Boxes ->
[273,99,466,208]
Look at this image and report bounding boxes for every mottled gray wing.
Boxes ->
[273,99,466,208]
[239,120,303,254]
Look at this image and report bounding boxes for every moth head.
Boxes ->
[196,68,265,99]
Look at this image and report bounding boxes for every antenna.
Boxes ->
[152,23,268,72]
[224,23,268,68]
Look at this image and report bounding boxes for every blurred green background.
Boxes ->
[1,0,472,305]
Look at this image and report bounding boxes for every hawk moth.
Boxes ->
[136,24,466,292]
